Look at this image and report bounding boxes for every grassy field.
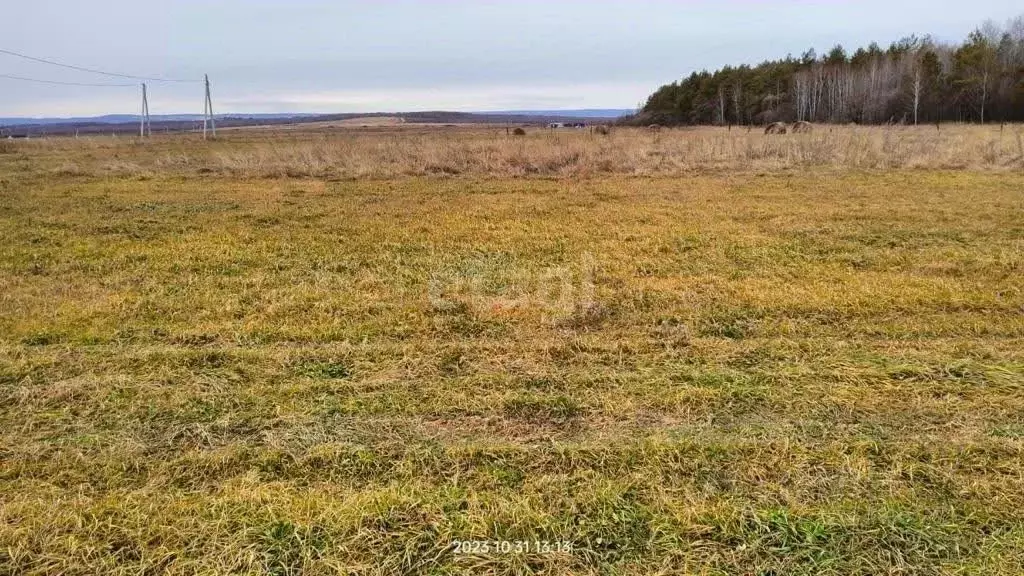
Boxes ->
[1,126,1023,574]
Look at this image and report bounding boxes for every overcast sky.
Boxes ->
[2,0,1021,117]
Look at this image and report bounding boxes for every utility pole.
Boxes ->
[203,74,216,139]
[140,83,151,138]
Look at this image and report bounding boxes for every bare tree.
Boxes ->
[718,86,726,125]
[732,81,743,125]
[912,67,922,124]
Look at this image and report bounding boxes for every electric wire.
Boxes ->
[0,73,136,87]
[0,47,199,83]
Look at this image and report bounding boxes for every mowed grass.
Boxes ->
[1,132,1023,574]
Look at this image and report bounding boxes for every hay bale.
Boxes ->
[764,122,788,135]
[512,127,526,136]
[791,121,813,134]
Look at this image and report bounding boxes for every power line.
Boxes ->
[0,47,199,83]
[0,73,135,87]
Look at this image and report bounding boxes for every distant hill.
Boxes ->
[0,113,317,127]
[0,109,630,129]
[484,109,633,119]
[0,110,616,137]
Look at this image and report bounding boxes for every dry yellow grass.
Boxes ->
[4,124,1024,180]
[0,125,1022,574]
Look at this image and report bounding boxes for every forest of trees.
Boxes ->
[634,15,1024,126]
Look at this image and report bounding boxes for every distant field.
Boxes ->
[227,116,409,131]
[1,126,1022,574]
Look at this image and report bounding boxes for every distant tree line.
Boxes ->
[632,15,1024,126]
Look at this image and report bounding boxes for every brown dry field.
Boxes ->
[5,122,1024,179]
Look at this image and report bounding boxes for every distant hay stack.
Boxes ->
[512,127,527,136]
[791,121,813,134]
[764,122,788,135]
